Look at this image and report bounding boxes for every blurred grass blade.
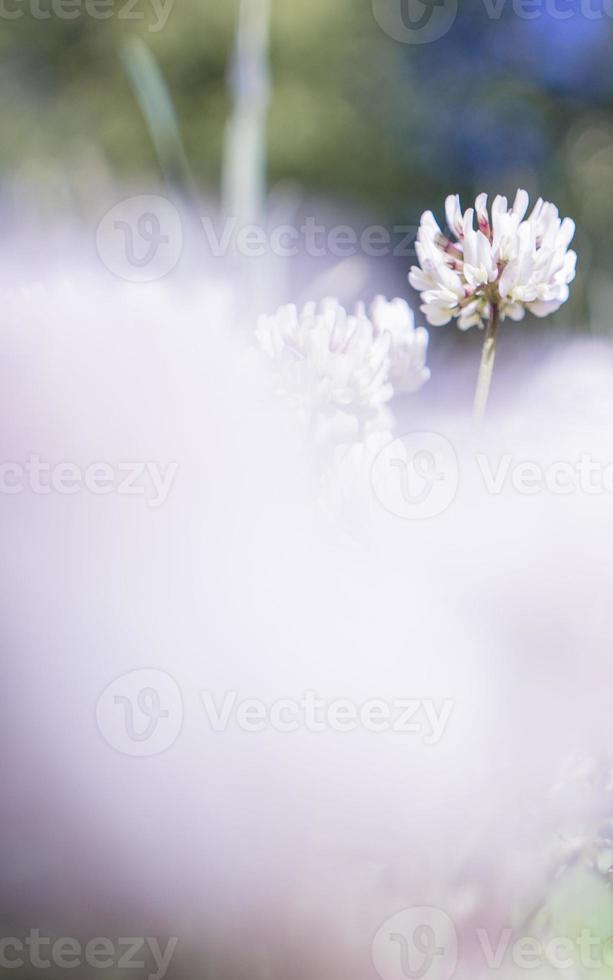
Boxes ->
[121,37,194,199]
[223,0,271,224]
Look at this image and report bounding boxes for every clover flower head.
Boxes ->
[369,295,431,393]
[256,298,392,421]
[256,297,430,433]
[409,190,577,330]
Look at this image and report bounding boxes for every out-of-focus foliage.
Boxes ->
[2,0,613,328]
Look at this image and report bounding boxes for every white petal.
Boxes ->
[512,189,529,221]
[445,194,463,238]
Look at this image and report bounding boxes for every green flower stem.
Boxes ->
[473,304,500,423]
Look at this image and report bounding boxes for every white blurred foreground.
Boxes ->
[2,268,613,980]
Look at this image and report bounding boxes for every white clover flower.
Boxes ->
[256,299,392,426]
[256,297,430,433]
[409,190,577,331]
[369,296,431,393]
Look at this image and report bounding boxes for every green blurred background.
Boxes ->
[2,0,613,327]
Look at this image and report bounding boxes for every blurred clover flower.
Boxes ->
[370,296,430,394]
[409,190,577,419]
[256,297,430,442]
